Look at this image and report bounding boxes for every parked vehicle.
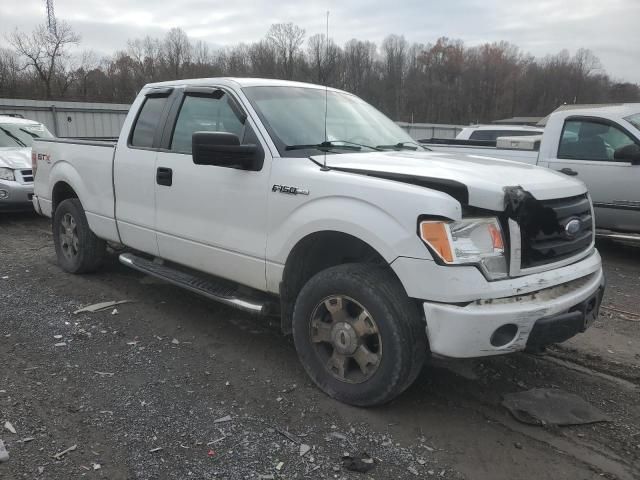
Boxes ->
[0,116,53,211]
[32,78,604,406]
[455,124,544,141]
[424,104,640,243]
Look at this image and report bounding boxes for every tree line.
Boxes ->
[1,21,639,124]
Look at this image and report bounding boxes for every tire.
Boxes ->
[53,198,106,273]
[292,263,427,406]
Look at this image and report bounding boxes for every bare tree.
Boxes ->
[267,23,305,79]
[0,48,21,97]
[163,28,191,78]
[249,40,277,77]
[307,34,341,85]
[8,21,80,98]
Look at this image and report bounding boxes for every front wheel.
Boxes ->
[292,264,427,406]
[53,198,106,273]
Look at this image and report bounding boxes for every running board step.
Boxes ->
[119,253,275,315]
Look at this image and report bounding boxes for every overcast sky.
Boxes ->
[1,0,639,83]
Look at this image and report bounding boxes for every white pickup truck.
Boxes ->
[425,104,640,242]
[32,78,605,406]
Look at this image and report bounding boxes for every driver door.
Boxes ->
[154,87,271,290]
[541,117,640,233]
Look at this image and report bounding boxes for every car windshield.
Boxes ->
[0,122,53,148]
[242,86,423,156]
[624,113,640,131]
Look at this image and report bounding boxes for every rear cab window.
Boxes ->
[130,95,170,148]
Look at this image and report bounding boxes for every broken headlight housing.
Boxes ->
[419,217,508,280]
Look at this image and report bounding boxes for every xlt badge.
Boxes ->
[272,185,309,195]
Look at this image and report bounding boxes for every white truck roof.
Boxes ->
[144,77,346,93]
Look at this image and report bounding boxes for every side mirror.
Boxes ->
[613,143,640,165]
[192,131,262,170]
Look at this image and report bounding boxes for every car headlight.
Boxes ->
[0,168,15,181]
[419,217,508,280]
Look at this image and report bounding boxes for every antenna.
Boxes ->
[322,10,330,171]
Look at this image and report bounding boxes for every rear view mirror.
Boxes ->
[614,144,640,165]
[192,131,262,170]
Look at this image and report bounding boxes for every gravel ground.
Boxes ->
[1,213,639,479]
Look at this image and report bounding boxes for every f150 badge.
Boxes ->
[272,184,309,195]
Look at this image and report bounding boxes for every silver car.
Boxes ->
[0,116,54,212]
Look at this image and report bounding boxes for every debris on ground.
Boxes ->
[92,463,101,470]
[73,300,132,314]
[3,422,16,434]
[408,465,420,476]
[299,443,311,456]
[54,342,66,347]
[0,439,8,462]
[171,338,180,345]
[342,452,376,473]
[276,427,301,445]
[149,447,163,453]
[213,415,232,424]
[53,444,77,460]
[275,461,284,471]
[503,388,611,426]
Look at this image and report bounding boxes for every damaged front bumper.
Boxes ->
[392,249,604,358]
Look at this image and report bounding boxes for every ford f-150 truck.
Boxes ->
[32,78,605,406]
[424,104,640,243]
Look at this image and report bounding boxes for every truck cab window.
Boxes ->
[130,96,168,148]
[171,95,245,154]
[558,119,636,162]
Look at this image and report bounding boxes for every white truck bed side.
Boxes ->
[32,139,120,243]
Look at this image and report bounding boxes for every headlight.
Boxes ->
[419,217,508,279]
[0,168,15,181]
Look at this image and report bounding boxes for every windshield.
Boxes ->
[242,86,422,155]
[0,122,53,148]
[624,113,640,131]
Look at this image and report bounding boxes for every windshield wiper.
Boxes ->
[285,140,382,152]
[376,141,421,151]
[0,126,27,147]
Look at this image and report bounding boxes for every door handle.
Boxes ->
[558,167,578,176]
[156,167,173,186]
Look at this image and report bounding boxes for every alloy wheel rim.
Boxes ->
[309,295,382,384]
[59,213,79,260]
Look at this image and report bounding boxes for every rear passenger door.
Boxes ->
[542,117,640,232]
[114,88,173,255]
[153,87,271,290]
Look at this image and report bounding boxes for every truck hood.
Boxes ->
[0,148,31,169]
[311,150,587,211]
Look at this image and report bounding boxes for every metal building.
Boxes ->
[0,98,130,139]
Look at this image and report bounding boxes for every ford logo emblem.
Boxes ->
[565,218,582,238]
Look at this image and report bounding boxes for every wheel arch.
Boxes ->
[279,230,405,334]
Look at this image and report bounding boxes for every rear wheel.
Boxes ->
[292,263,427,406]
[53,198,105,273]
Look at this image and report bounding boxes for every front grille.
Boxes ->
[520,194,593,269]
[19,169,34,183]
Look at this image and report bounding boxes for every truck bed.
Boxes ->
[32,137,120,243]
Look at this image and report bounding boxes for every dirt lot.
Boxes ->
[1,213,639,480]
